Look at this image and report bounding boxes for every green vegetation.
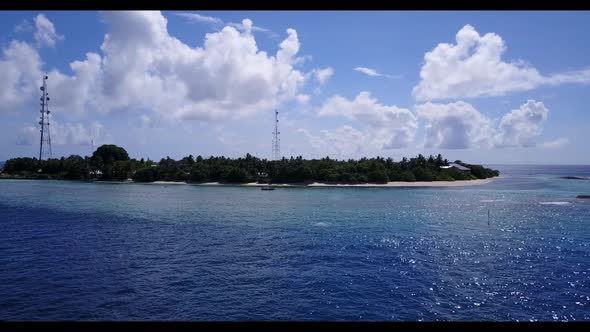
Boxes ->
[0,144,499,183]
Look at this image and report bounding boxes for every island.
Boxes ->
[0,144,499,186]
[560,176,590,180]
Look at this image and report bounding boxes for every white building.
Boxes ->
[440,163,471,173]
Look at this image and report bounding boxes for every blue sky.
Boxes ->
[0,11,589,164]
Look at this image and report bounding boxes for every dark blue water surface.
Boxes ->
[1,165,589,321]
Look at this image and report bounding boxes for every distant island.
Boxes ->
[560,176,590,180]
[0,144,499,185]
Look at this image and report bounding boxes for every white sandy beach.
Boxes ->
[306,179,494,187]
[193,178,496,188]
[137,178,497,187]
[148,181,188,185]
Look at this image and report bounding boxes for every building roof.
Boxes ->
[449,163,470,171]
[440,163,470,171]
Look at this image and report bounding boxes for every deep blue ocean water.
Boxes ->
[0,165,589,321]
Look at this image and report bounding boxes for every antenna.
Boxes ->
[272,110,280,160]
[38,75,52,161]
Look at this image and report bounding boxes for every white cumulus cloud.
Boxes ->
[416,99,551,149]
[18,121,104,146]
[413,24,590,101]
[416,101,494,149]
[301,89,420,158]
[318,91,417,149]
[313,67,334,85]
[296,94,310,104]
[47,52,103,114]
[494,100,549,148]
[3,12,309,121]
[297,126,368,158]
[99,13,305,120]
[0,41,44,112]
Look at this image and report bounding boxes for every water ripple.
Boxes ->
[0,170,589,321]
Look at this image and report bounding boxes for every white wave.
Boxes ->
[539,201,571,205]
[480,199,505,202]
[313,222,329,227]
[381,238,400,246]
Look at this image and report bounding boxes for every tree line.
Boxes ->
[0,144,499,183]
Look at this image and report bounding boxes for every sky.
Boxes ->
[0,10,589,164]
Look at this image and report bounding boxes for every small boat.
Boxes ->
[261,186,275,191]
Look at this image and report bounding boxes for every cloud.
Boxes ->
[318,91,417,149]
[302,92,417,157]
[354,66,401,79]
[140,115,154,128]
[1,12,308,122]
[0,41,44,112]
[18,121,104,146]
[296,94,310,104]
[313,67,334,85]
[416,101,494,149]
[413,24,590,101]
[542,137,569,149]
[494,100,549,147]
[174,12,277,38]
[293,54,312,66]
[416,99,550,149]
[34,14,64,48]
[545,68,590,85]
[354,66,383,77]
[99,13,305,120]
[297,126,368,158]
[354,67,380,77]
[173,12,223,27]
[217,132,245,145]
[0,9,315,160]
[228,21,278,39]
[14,19,33,33]
[47,52,103,114]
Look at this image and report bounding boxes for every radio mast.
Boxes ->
[272,110,280,161]
[38,75,52,160]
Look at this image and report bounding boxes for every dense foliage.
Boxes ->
[0,145,499,183]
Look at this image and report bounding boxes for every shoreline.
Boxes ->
[147,178,497,188]
[0,175,498,188]
[219,179,494,188]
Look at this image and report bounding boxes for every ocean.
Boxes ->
[0,165,589,321]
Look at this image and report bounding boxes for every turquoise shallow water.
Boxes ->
[0,165,589,321]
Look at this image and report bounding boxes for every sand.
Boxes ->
[190,178,496,188]
[306,179,494,187]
